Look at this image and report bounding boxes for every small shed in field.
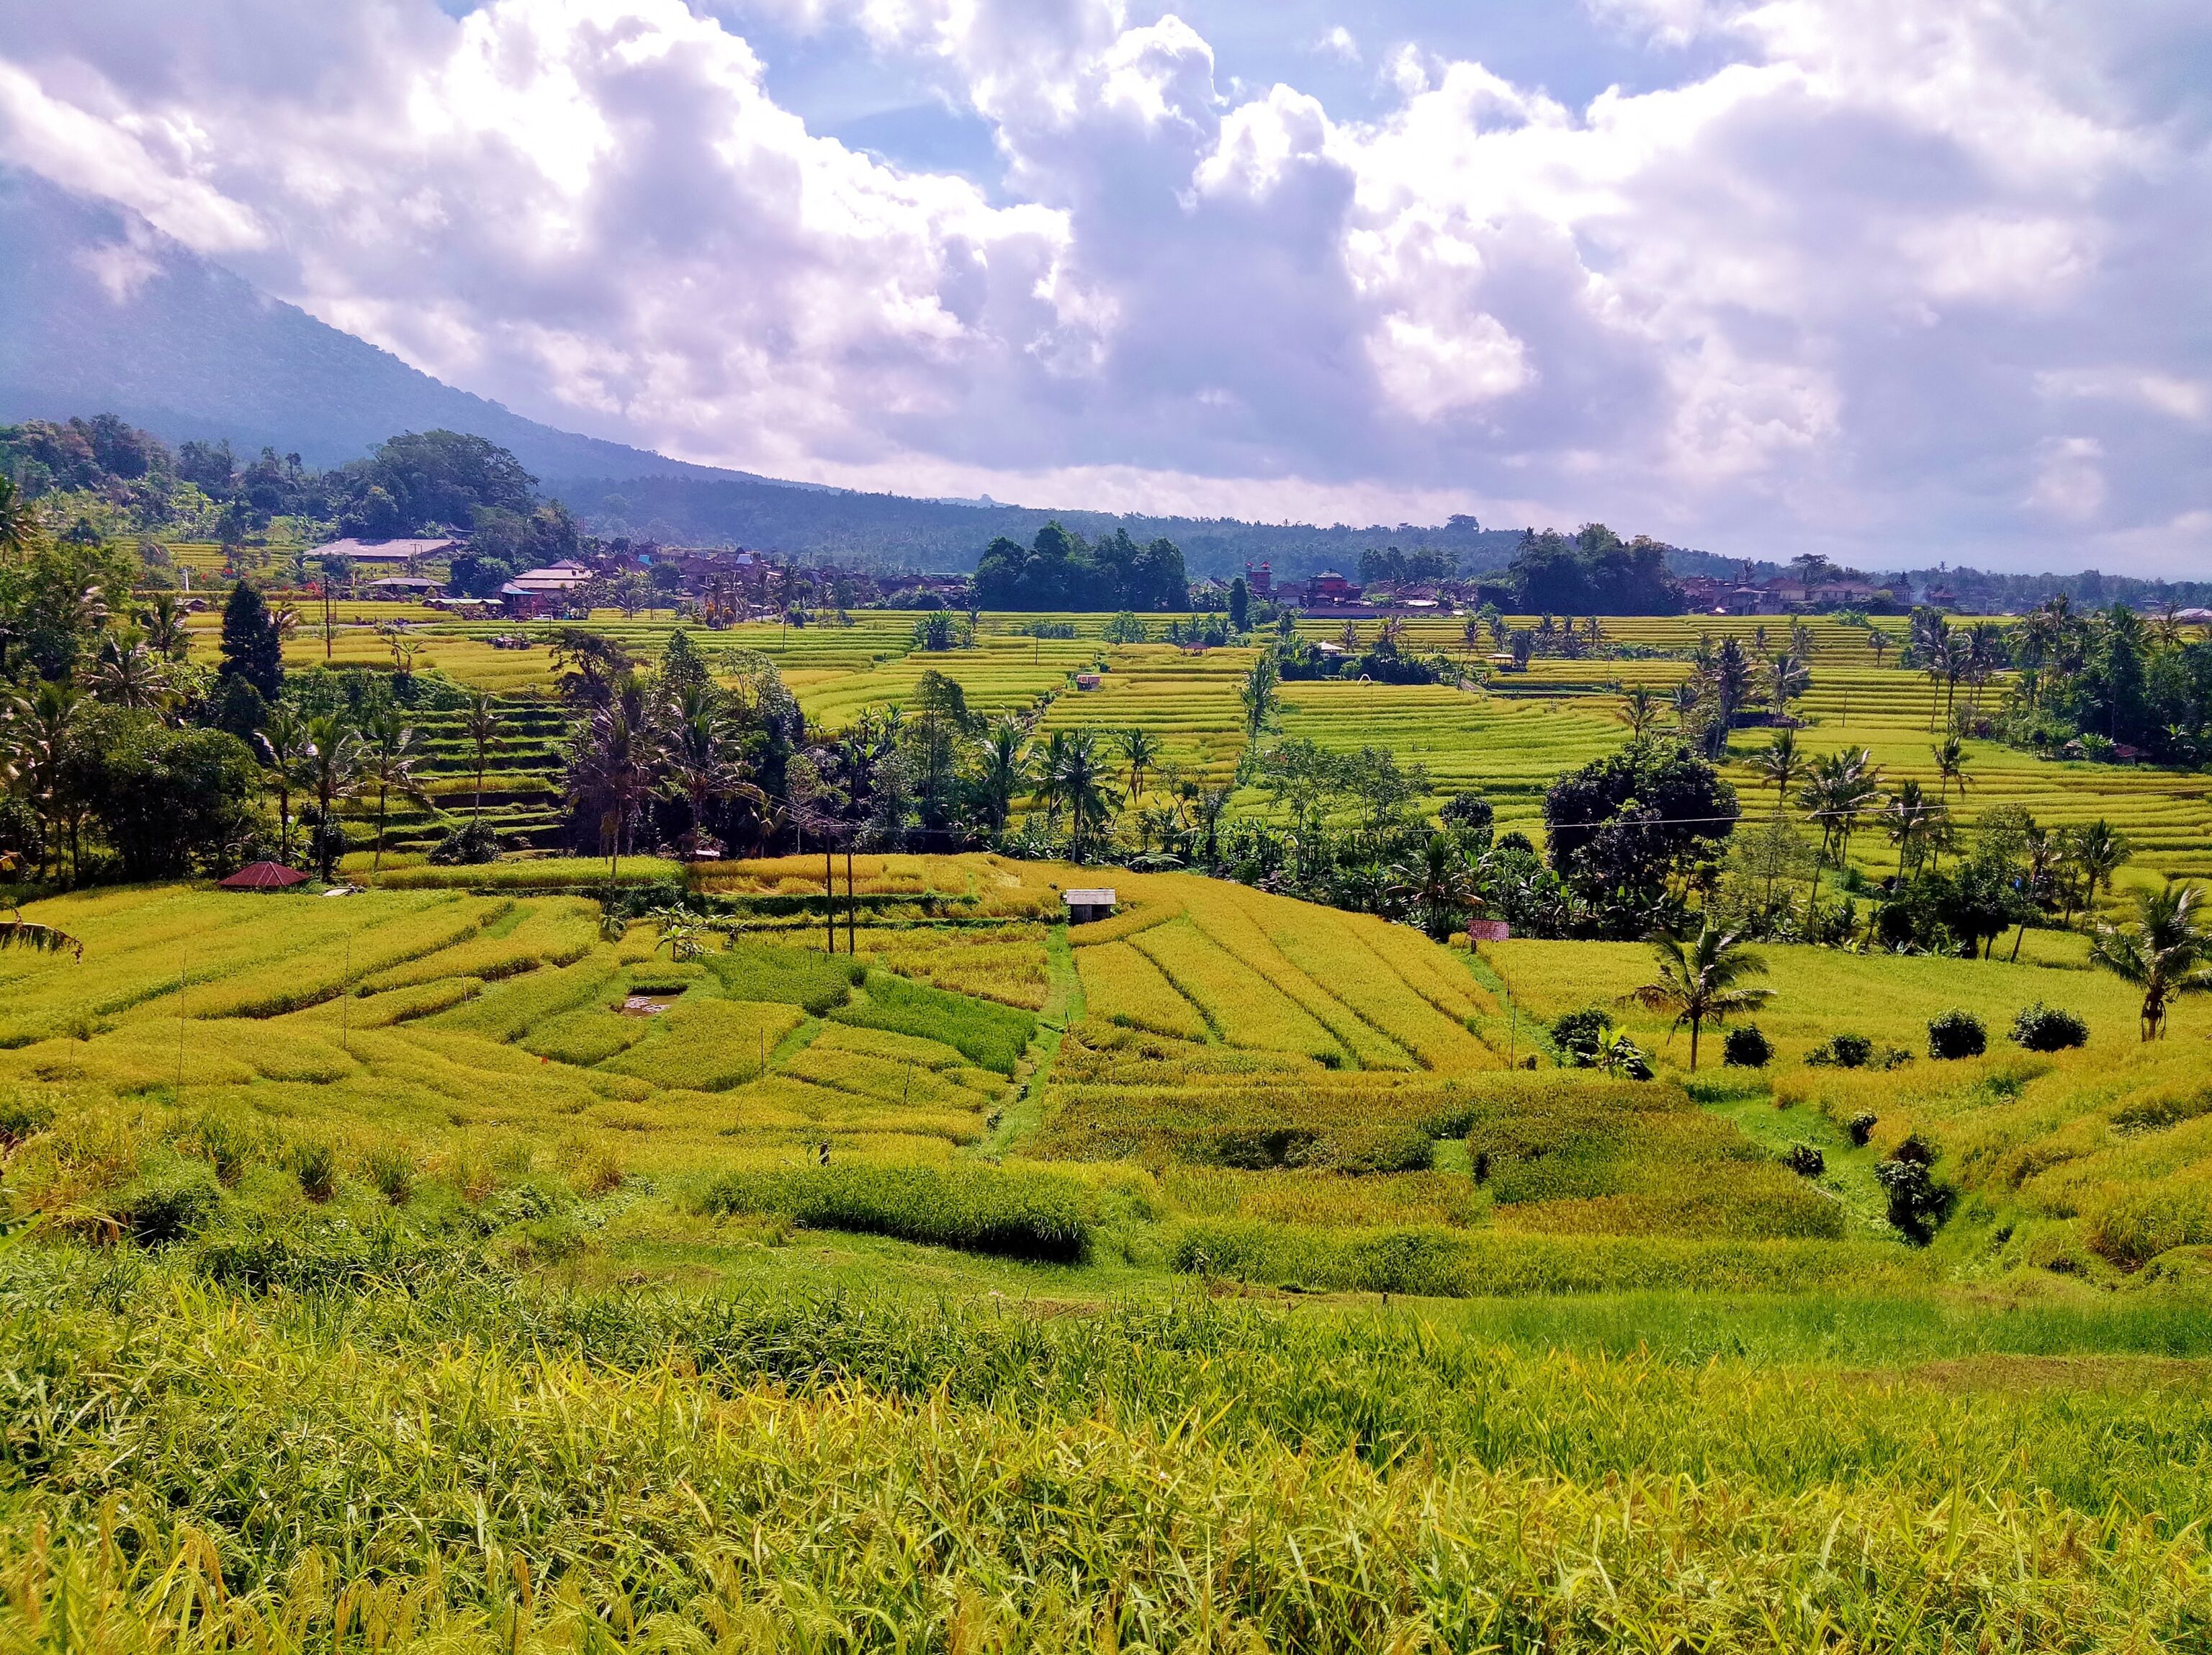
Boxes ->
[1074,672,1102,690]
[1061,888,1118,924]
[219,861,309,890]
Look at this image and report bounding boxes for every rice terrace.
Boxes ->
[6,6,2212,1636]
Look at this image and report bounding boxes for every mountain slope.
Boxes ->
[0,165,734,484]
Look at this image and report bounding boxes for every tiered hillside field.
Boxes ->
[197,605,2212,880]
[5,852,2211,1646]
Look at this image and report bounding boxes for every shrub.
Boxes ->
[1549,1008,1612,1065]
[428,819,503,865]
[2012,1002,2088,1052]
[697,1164,1092,1263]
[1722,1026,1771,1068]
[1876,1155,1947,1243]
[1927,1010,1986,1060]
[1806,1032,1872,1069]
[1846,1112,1877,1147]
[1782,1143,1825,1177]
[289,1140,338,1202]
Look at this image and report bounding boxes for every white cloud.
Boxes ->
[0,0,2206,567]
[2028,436,2106,523]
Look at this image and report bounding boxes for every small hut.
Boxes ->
[1061,888,1118,924]
[219,861,309,891]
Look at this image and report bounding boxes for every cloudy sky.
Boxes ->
[1,0,2206,570]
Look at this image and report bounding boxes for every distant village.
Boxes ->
[297,536,2200,624]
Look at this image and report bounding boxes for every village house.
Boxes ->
[499,559,595,618]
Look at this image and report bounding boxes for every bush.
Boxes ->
[1806,1032,1872,1069]
[1549,1008,1612,1065]
[1722,1025,1771,1068]
[1782,1143,1825,1178]
[1875,1155,1948,1243]
[2012,1002,2088,1052]
[1927,1010,1987,1060]
[1846,1111,1877,1147]
[697,1164,1092,1263]
[428,819,503,865]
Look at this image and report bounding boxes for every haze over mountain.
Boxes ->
[0,164,1529,574]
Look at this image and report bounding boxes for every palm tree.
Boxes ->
[1615,685,1662,739]
[2091,881,2212,1040]
[0,474,36,564]
[1117,726,1160,803]
[1045,729,1119,862]
[566,682,660,880]
[138,592,192,660]
[1240,651,1280,738]
[1882,779,1947,880]
[1749,729,1805,819]
[1866,630,1892,669]
[1388,833,1481,942]
[253,704,313,865]
[1620,920,1772,1070]
[2064,820,2131,924]
[460,691,503,823]
[1930,734,1972,806]
[361,712,430,872]
[6,681,84,881]
[976,718,1030,834]
[1766,652,1809,722]
[0,909,81,960]
[659,685,752,858]
[301,715,364,880]
[1797,747,1886,911]
[1670,680,1703,735]
[86,631,174,715]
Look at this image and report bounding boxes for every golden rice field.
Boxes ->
[7,850,2212,1649]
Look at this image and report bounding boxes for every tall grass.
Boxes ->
[696,1162,1092,1262]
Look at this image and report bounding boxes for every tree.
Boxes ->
[217,581,284,703]
[1545,740,1738,901]
[1881,778,1947,881]
[253,703,313,865]
[1118,727,1160,803]
[86,632,174,715]
[88,718,263,880]
[1931,734,1971,805]
[1797,747,1886,911]
[1621,919,1771,1070]
[1228,576,1250,633]
[2065,819,2131,921]
[974,717,1030,834]
[1241,650,1280,738]
[659,684,753,858]
[1615,685,1662,739]
[461,691,502,823]
[1388,833,1480,942]
[301,716,363,880]
[2091,880,2212,1040]
[1042,729,1118,861]
[566,683,659,880]
[1749,729,1806,819]
[361,713,429,873]
[0,474,35,564]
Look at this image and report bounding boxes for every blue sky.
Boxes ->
[2,1,2208,571]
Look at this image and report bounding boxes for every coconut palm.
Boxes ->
[659,684,755,858]
[0,474,36,563]
[1766,652,1809,721]
[1797,747,1886,911]
[4,681,84,881]
[361,712,431,873]
[1044,729,1119,862]
[2062,819,2131,924]
[1866,630,1892,669]
[1387,833,1482,942]
[1117,726,1161,803]
[1931,734,1972,805]
[975,717,1031,834]
[1749,729,1806,818]
[1620,919,1772,1070]
[1882,779,1948,880]
[460,690,503,823]
[137,592,192,660]
[253,703,313,865]
[566,682,660,880]
[86,631,175,715]
[2091,880,2212,1040]
[1615,685,1662,739]
[301,716,364,880]
[1241,651,1280,737]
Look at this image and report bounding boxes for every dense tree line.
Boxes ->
[972,523,1189,611]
